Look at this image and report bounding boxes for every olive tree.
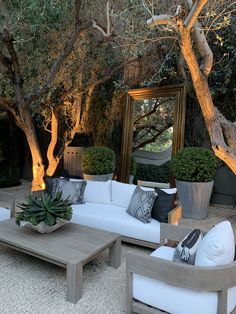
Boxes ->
[144,0,236,173]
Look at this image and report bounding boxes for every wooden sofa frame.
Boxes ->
[122,202,182,249]
[0,191,15,218]
[126,223,236,314]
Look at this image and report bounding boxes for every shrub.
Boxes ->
[16,192,72,226]
[171,147,216,182]
[81,146,116,175]
[136,161,171,183]
[130,156,137,176]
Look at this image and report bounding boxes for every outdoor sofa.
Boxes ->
[70,180,181,248]
[0,180,181,248]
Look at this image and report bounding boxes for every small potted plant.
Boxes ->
[81,146,116,181]
[171,147,216,219]
[129,156,137,184]
[16,192,72,233]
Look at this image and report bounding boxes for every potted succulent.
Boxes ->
[129,156,137,184]
[16,192,72,233]
[81,146,116,181]
[171,147,216,219]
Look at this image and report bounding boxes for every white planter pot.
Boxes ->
[83,173,113,181]
[19,220,68,233]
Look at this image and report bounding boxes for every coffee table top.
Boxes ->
[0,219,120,267]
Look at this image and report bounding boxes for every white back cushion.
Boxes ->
[195,221,235,267]
[111,181,136,208]
[140,187,177,194]
[84,180,112,204]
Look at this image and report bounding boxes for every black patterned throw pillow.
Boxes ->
[173,229,203,265]
[52,178,87,204]
[126,186,157,223]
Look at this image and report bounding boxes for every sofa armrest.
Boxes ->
[167,201,182,225]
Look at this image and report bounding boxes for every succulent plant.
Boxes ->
[16,192,72,226]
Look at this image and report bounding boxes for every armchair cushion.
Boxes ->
[0,207,11,221]
[195,220,235,267]
[133,245,236,314]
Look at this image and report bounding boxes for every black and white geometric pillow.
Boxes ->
[52,178,87,204]
[126,186,157,223]
[173,229,203,265]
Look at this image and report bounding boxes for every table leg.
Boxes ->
[109,236,121,269]
[66,258,83,303]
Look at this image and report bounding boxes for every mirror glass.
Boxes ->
[133,96,175,152]
[119,84,186,183]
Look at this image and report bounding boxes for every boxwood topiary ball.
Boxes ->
[171,147,216,182]
[82,146,116,175]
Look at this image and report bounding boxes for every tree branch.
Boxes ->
[134,98,172,126]
[133,122,173,150]
[185,0,213,76]
[147,15,172,28]
[0,0,24,104]
[92,1,112,37]
[184,0,208,31]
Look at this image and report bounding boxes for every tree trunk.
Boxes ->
[20,110,45,191]
[179,28,236,174]
[46,109,60,177]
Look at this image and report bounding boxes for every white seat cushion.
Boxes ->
[0,207,11,221]
[133,246,236,314]
[71,203,160,243]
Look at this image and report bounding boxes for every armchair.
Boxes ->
[126,223,236,314]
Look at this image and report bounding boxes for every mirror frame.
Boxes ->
[119,84,186,183]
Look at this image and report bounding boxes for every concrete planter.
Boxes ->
[176,180,214,220]
[83,173,113,181]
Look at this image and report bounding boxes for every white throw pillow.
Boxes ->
[84,180,112,204]
[195,221,235,267]
[111,180,136,208]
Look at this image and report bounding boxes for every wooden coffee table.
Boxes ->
[0,219,121,303]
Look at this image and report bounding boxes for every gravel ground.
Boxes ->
[0,179,235,313]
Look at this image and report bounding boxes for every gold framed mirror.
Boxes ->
[119,84,186,183]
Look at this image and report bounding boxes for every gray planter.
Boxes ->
[129,175,134,184]
[83,173,113,181]
[176,180,214,220]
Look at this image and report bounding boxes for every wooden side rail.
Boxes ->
[167,201,182,225]
[0,191,15,218]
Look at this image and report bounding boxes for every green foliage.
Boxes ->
[136,161,171,183]
[130,156,137,175]
[81,146,116,175]
[16,192,72,226]
[0,143,4,163]
[171,147,216,182]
